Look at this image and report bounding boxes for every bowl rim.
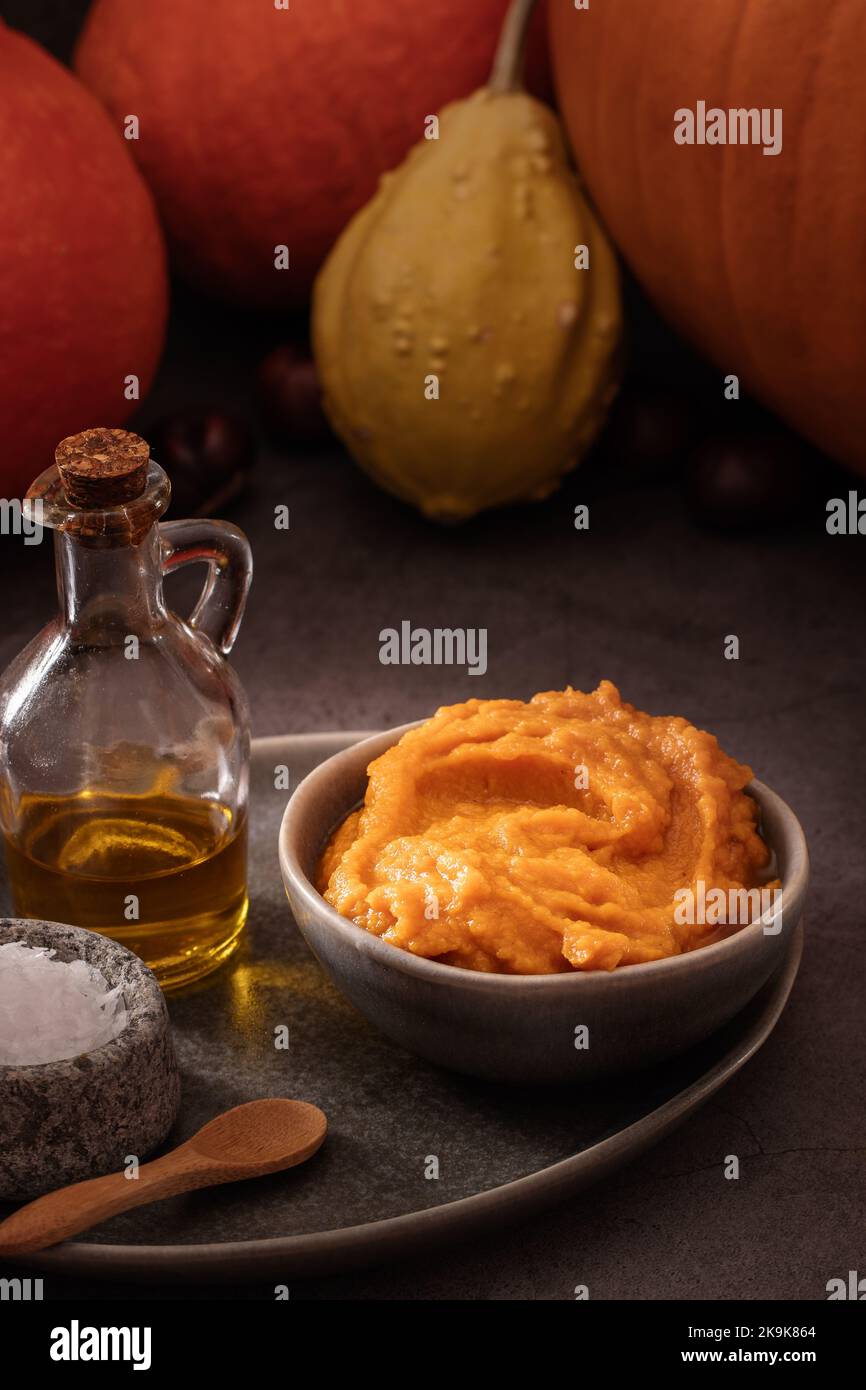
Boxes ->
[278,721,810,993]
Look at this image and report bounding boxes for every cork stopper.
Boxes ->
[55,428,150,508]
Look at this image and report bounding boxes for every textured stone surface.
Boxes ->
[0,920,180,1200]
[0,748,799,1271]
[0,284,862,1299]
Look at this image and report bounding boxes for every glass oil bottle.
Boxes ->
[0,428,253,989]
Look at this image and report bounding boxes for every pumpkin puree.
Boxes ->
[318,682,774,973]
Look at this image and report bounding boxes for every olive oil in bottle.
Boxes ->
[4,786,248,990]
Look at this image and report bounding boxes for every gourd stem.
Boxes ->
[488,0,539,93]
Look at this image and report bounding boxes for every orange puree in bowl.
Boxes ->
[317,682,775,973]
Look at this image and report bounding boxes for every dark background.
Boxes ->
[1,2,864,1301]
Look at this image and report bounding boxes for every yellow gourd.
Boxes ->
[312,0,622,522]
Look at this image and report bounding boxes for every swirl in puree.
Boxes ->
[318,682,774,972]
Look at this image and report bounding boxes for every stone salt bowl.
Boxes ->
[0,919,180,1201]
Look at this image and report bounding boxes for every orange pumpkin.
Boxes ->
[76,0,551,309]
[549,0,866,472]
[0,22,167,496]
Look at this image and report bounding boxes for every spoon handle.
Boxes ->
[0,1149,210,1257]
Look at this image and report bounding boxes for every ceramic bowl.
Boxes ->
[279,724,809,1084]
[0,919,180,1200]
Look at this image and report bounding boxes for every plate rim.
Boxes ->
[15,733,804,1282]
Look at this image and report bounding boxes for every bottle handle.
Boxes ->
[159,519,252,656]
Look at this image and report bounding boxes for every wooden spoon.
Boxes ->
[0,1098,327,1257]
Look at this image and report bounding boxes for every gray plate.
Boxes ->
[0,733,803,1282]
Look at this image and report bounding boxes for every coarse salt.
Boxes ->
[0,941,128,1066]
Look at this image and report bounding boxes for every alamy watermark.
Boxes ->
[50,1322,151,1370]
[826,491,865,534]
[0,1275,43,1300]
[675,102,783,157]
[0,497,43,544]
[379,622,487,677]
[674,880,783,935]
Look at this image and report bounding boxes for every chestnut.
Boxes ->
[684,431,816,530]
[258,344,331,446]
[149,412,254,515]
